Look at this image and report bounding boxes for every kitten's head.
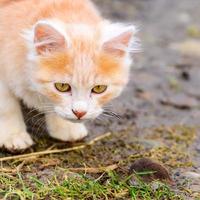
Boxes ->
[25,19,138,122]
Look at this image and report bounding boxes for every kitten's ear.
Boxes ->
[34,22,66,55]
[102,24,138,56]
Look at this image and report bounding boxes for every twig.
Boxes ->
[0,163,118,174]
[0,132,111,163]
[87,132,111,145]
[67,164,118,173]
[0,168,17,173]
[0,161,29,173]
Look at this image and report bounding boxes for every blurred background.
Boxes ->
[87,2,200,194]
[90,0,200,134]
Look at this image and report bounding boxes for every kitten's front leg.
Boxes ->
[0,83,33,150]
[46,114,88,142]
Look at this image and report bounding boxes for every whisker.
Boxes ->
[32,111,54,136]
[109,111,121,119]
[25,112,45,124]
[33,117,44,135]
[103,110,121,119]
[103,104,114,109]
[26,105,54,118]
[96,116,105,122]
[103,107,121,116]
[36,105,54,111]
[25,109,54,124]
[36,118,46,137]
[26,108,40,117]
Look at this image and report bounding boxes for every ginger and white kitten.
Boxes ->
[0,0,138,150]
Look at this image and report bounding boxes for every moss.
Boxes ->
[152,125,196,146]
[0,125,198,199]
[187,25,200,38]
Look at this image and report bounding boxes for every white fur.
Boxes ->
[72,101,88,112]
[22,19,71,61]
[0,81,34,150]
[0,18,137,150]
[101,22,140,54]
[46,114,88,141]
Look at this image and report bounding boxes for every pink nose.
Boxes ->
[72,110,87,119]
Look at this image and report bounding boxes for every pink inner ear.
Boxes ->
[103,31,133,56]
[34,24,66,55]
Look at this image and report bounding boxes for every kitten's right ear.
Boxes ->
[33,21,67,55]
[102,23,139,57]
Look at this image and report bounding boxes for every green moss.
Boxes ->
[187,25,200,38]
[0,171,183,200]
[0,125,197,199]
[153,126,196,146]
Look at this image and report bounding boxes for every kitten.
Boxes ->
[0,0,138,150]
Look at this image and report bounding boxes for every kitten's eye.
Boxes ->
[92,85,107,94]
[55,83,71,92]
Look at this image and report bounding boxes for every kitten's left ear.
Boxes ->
[102,24,138,56]
[33,21,67,55]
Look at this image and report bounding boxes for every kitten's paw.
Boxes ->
[65,123,88,142]
[48,121,88,142]
[0,132,34,150]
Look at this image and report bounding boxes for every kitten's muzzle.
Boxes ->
[72,109,87,120]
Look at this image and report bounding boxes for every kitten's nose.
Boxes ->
[72,110,87,119]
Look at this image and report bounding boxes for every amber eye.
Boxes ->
[92,85,107,94]
[55,83,71,92]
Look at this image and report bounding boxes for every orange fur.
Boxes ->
[0,0,101,66]
[39,53,73,76]
[0,0,102,88]
[46,90,62,102]
[0,0,19,6]
[0,0,136,150]
[0,0,130,85]
[97,53,123,78]
[98,93,114,105]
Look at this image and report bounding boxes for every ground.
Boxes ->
[1,0,200,199]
